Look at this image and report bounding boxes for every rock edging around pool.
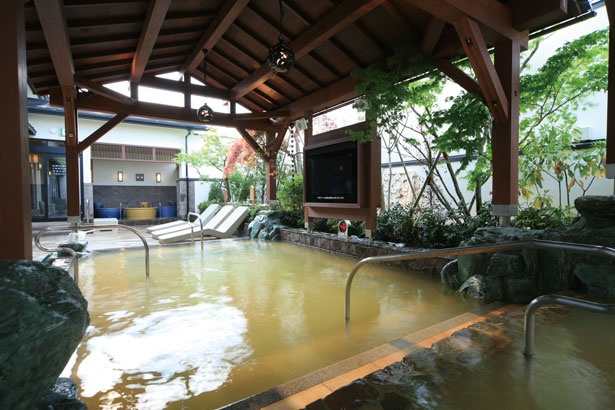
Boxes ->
[279,228,451,276]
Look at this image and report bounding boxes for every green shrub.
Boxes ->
[375,204,417,244]
[512,206,576,230]
[207,181,224,203]
[375,203,499,248]
[277,174,304,228]
[312,218,336,234]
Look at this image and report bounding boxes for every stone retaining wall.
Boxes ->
[279,228,452,276]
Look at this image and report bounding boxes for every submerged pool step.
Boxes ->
[222,302,521,410]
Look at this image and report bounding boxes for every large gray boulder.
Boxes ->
[444,196,615,303]
[0,259,90,410]
[248,210,285,240]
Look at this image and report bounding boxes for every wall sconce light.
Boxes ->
[117,171,124,182]
[156,173,161,183]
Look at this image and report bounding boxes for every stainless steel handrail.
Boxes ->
[188,212,205,249]
[523,294,615,357]
[345,239,615,321]
[35,224,150,277]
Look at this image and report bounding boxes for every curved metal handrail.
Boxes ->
[345,239,615,321]
[523,294,615,358]
[188,212,205,249]
[35,224,150,278]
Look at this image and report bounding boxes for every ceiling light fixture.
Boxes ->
[268,0,295,74]
[196,49,214,122]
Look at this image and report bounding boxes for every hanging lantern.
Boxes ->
[196,49,214,122]
[196,103,214,122]
[268,0,295,74]
[268,35,295,73]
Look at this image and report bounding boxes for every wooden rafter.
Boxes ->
[455,17,508,122]
[407,0,526,43]
[422,17,446,56]
[283,75,360,119]
[140,75,231,101]
[231,0,386,100]
[180,0,250,76]
[381,0,421,40]
[33,0,74,86]
[511,0,567,30]
[130,0,172,85]
[48,88,278,132]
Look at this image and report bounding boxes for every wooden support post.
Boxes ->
[0,0,31,259]
[62,85,81,225]
[491,38,521,225]
[265,156,277,204]
[302,112,314,230]
[606,0,615,179]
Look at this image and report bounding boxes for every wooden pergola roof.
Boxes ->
[1,0,612,261]
[24,0,597,126]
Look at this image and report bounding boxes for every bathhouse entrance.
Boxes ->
[29,139,70,221]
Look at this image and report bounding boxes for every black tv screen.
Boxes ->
[305,141,358,203]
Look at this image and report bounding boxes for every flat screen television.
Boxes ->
[305,141,358,204]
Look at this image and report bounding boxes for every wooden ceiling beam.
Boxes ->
[283,75,359,119]
[130,0,172,85]
[422,17,446,56]
[33,0,74,86]
[407,0,527,44]
[511,0,567,31]
[231,0,386,100]
[139,74,231,100]
[381,0,421,40]
[49,88,280,131]
[454,17,508,122]
[180,0,250,75]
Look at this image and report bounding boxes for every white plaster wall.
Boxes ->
[382,156,614,213]
[28,112,211,181]
[93,159,178,186]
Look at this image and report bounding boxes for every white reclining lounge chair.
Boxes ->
[201,206,250,239]
[149,203,221,239]
[157,205,235,244]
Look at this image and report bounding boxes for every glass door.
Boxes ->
[46,155,67,219]
[30,153,46,220]
[29,151,68,220]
